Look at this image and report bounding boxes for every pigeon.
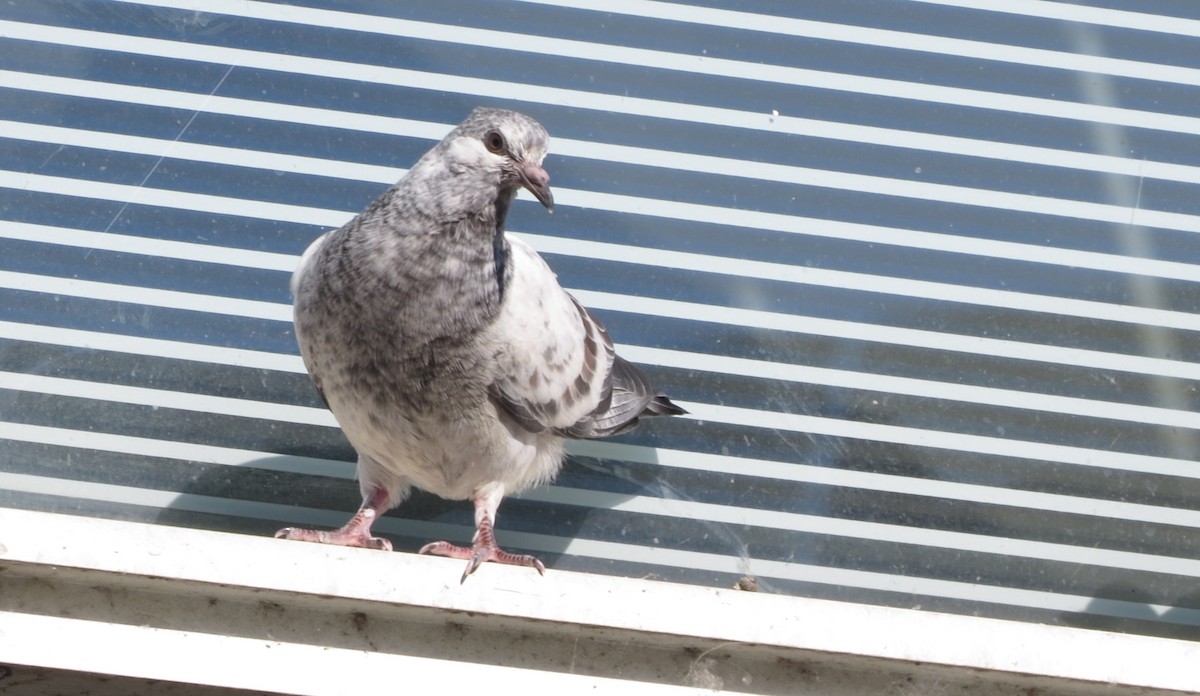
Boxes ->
[275,107,686,581]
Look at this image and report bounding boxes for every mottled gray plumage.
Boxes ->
[276,108,685,579]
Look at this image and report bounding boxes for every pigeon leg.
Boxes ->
[419,490,545,582]
[275,485,393,551]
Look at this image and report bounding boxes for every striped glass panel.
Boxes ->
[2,0,1198,640]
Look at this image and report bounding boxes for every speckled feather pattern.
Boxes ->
[291,108,684,514]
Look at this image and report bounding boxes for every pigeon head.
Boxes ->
[442,108,554,212]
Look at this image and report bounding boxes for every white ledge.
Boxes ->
[0,507,1195,694]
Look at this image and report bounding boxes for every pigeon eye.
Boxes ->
[483,130,506,155]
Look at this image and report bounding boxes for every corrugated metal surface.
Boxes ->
[2,0,1198,639]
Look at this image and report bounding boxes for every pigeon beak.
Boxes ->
[518,160,554,213]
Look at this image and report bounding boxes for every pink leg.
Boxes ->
[419,494,544,582]
[275,486,393,551]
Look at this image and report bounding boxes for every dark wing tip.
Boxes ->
[558,355,686,439]
[643,393,688,417]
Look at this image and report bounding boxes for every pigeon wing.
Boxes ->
[292,231,334,411]
[488,236,685,440]
[487,236,614,436]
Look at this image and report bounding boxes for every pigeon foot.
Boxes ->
[419,539,545,582]
[275,525,393,551]
[275,487,392,550]
[418,500,544,582]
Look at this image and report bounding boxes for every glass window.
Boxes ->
[2,0,1198,642]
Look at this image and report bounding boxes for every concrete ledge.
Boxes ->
[0,507,1195,694]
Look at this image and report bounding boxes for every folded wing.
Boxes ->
[488,236,685,440]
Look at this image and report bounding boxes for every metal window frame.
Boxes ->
[0,507,1194,695]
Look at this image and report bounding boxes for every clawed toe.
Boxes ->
[419,539,544,582]
[275,488,394,551]
[417,540,462,557]
[274,526,393,551]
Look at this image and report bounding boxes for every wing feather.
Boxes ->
[488,236,685,440]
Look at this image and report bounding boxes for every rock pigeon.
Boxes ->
[275,107,686,581]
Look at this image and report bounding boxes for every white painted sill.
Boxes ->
[0,507,1195,695]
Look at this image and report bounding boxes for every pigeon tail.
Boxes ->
[643,393,688,417]
[556,355,686,439]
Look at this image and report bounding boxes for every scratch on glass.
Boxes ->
[100,63,237,234]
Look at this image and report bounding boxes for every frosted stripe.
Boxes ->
[8,210,1200,302]
[574,291,1200,381]
[6,19,1200,137]
[516,0,1200,85]
[4,260,1199,384]
[0,320,306,372]
[3,369,1193,480]
[6,172,1199,331]
[689,402,1200,481]
[0,371,337,427]
[14,159,1195,288]
[14,116,1200,230]
[568,441,1200,529]
[9,69,1200,192]
[0,469,1196,623]
[0,170,349,228]
[4,420,1197,528]
[0,421,347,478]
[0,270,294,321]
[12,411,1195,576]
[620,345,1200,431]
[0,119,401,185]
[911,0,1200,37]
[522,231,1200,292]
[114,0,1200,106]
[574,289,1200,377]
[0,221,298,273]
[7,314,1196,459]
[10,116,1200,279]
[11,416,1200,532]
[524,486,1200,577]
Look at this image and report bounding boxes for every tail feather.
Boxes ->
[556,355,686,439]
[644,393,688,417]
